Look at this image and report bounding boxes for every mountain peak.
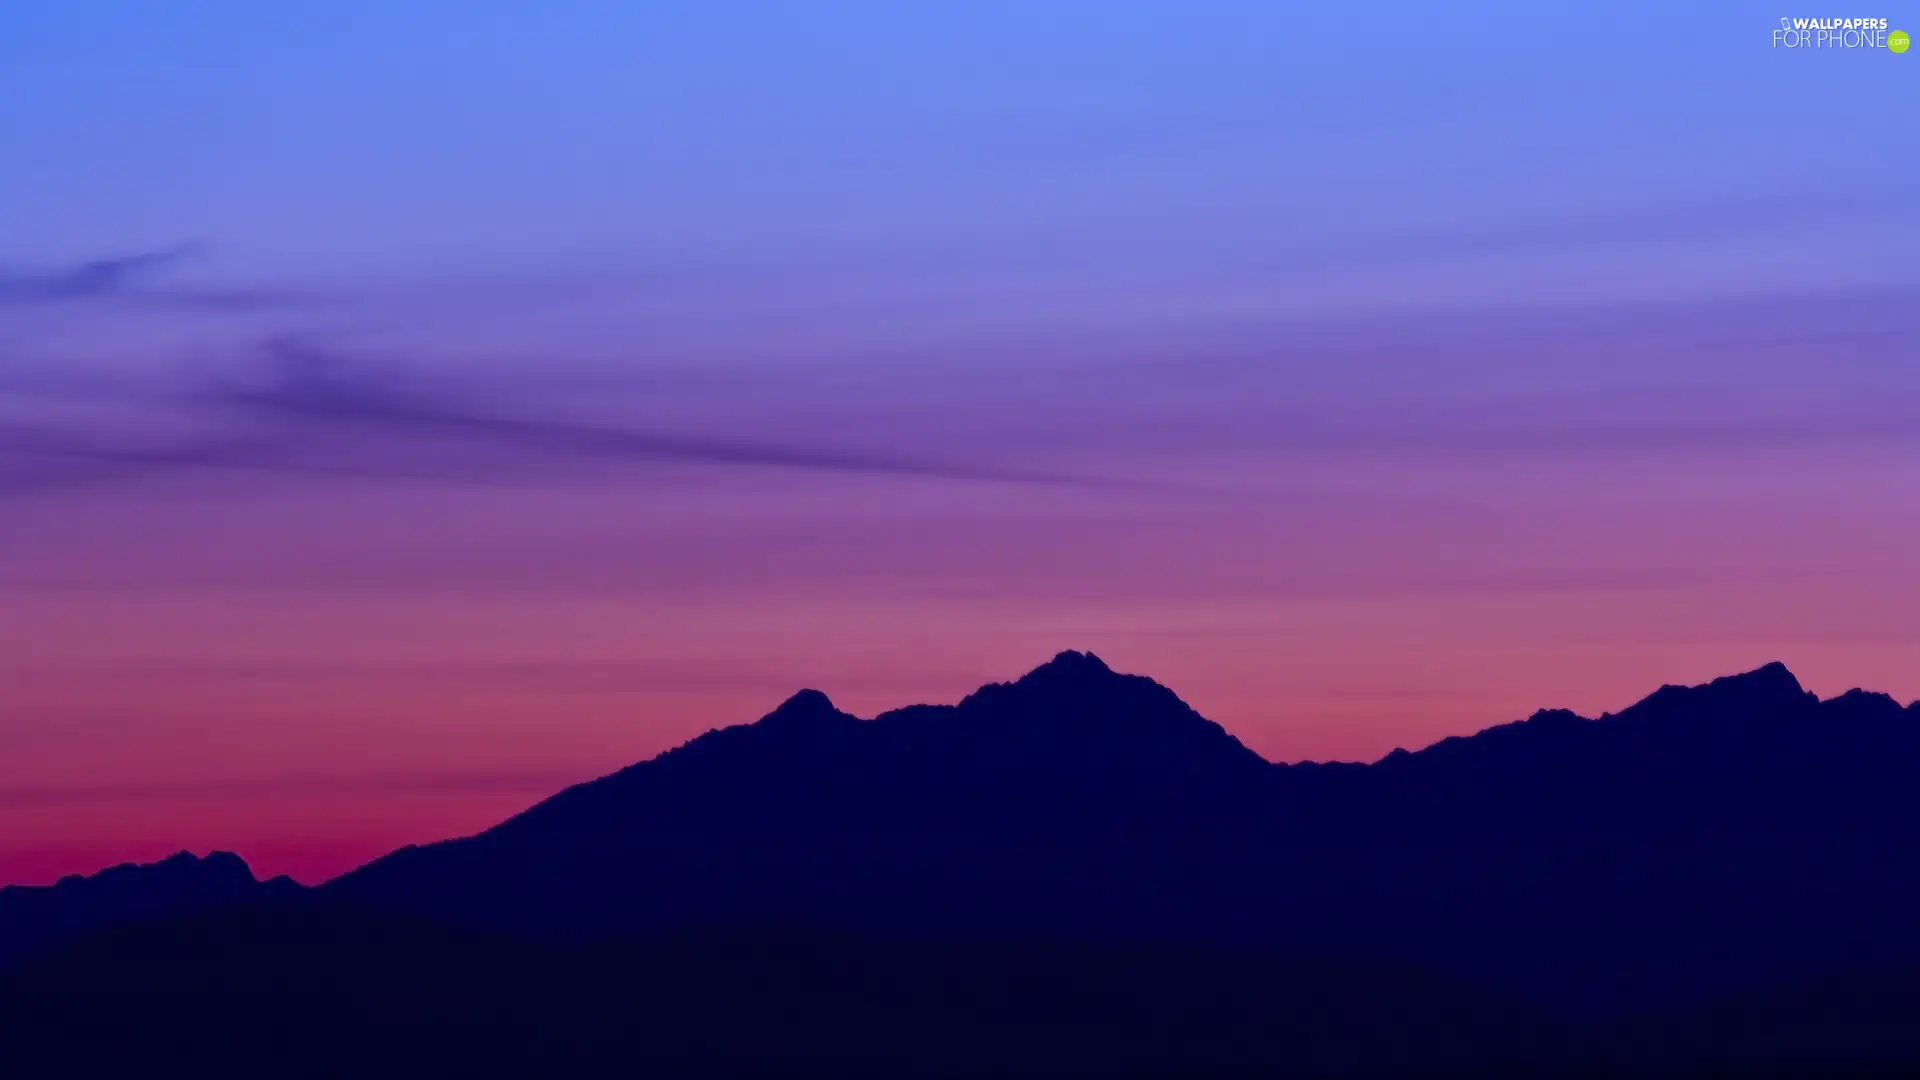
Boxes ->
[973,649,1187,725]
[1691,661,1814,711]
[768,688,839,719]
[1721,661,1802,695]
[44,850,258,892]
[1,848,291,968]
[932,651,1272,783]
[743,687,854,739]
[1018,650,1115,685]
[1622,661,1813,721]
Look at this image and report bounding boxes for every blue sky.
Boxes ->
[5,2,1912,284]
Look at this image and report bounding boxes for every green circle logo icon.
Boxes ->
[1892,29,1911,53]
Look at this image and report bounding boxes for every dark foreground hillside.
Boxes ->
[7,902,1920,1079]
[0,902,1562,1079]
[6,655,1919,1077]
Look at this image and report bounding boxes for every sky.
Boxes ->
[1,2,1916,885]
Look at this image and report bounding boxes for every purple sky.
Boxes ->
[2,2,1916,884]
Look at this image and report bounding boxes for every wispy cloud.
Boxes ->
[222,337,1092,482]
[0,244,305,312]
[0,245,201,301]
[0,337,1100,496]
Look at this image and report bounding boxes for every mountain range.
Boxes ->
[5,652,1919,1076]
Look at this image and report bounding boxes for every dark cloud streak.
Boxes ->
[0,244,308,312]
[197,337,1099,486]
[0,245,199,303]
[0,339,1105,496]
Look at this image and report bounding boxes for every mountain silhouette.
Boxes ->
[1341,660,1920,834]
[7,654,1920,1075]
[310,653,1920,1006]
[486,650,1275,835]
[0,851,299,968]
[7,653,1920,1023]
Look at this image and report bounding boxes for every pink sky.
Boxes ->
[4,3,1917,886]
[5,312,1915,884]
